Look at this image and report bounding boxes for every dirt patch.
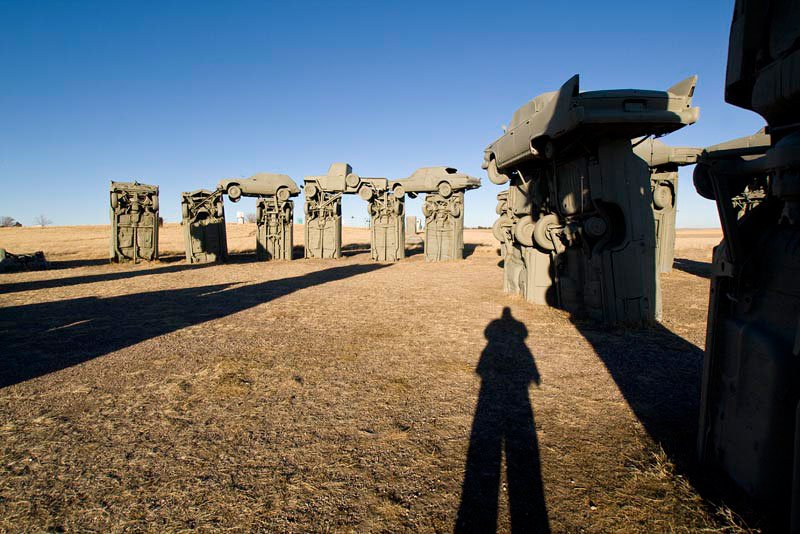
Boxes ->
[0,226,752,531]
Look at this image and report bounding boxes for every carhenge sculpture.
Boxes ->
[632,138,702,273]
[393,167,480,261]
[109,181,159,263]
[303,163,351,259]
[693,0,800,528]
[181,189,227,264]
[358,177,406,262]
[485,75,699,324]
[217,173,300,261]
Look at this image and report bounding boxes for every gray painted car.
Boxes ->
[218,173,300,202]
[391,167,481,198]
[482,75,699,185]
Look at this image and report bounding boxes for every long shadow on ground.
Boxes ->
[0,263,387,388]
[0,261,217,294]
[456,307,550,533]
[570,319,704,472]
[673,258,711,279]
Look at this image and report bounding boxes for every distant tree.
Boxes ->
[34,214,53,228]
[0,216,17,227]
[245,212,257,224]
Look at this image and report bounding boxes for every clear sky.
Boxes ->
[0,0,765,228]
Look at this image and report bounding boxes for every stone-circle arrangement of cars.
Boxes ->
[101,1,800,526]
[109,164,481,265]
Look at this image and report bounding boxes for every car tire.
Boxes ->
[533,213,559,251]
[277,186,290,203]
[345,173,360,189]
[438,181,453,198]
[393,184,405,198]
[181,203,189,220]
[152,195,159,211]
[228,185,242,202]
[304,183,318,199]
[358,185,374,202]
[487,158,510,185]
[693,164,716,200]
[514,215,535,247]
[492,216,509,242]
[110,192,119,209]
[653,184,673,210]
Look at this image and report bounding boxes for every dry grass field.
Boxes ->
[0,224,752,532]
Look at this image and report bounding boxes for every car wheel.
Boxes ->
[693,164,715,200]
[393,184,405,198]
[228,185,242,202]
[492,216,509,242]
[358,185,374,202]
[533,213,559,251]
[438,181,453,198]
[277,186,290,203]
[514,215,535,247]
[151,195,159,211]
[304,183,318,199]
[345,173,360,189]
[181,203,189,220]
[110,192,119,209]
[653,184,673,210]
[487,158,510,185]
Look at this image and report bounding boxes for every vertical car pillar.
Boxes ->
[422,191,465,261]
[304,191,342,259]
[181,189,227,264]
[368,191,405,262]
[256,196,294,260]
[692,2,800,518]
[110,181,159,263]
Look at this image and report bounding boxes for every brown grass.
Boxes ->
[0,225,757,532]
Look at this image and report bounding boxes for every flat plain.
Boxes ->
[0,224,746,532]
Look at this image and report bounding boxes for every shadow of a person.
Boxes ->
[455,307,550,533]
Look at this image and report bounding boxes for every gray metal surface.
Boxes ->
[423,192,464,261]
[368,189,405,262]
[694,0,800,528]
[109,181,159,263]
[392,167,480,262]
[257,196,294,261]
[181,189,227,264]
[486,76,699,324]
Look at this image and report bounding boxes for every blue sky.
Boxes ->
[0,0,764,228]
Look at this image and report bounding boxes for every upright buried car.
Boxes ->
[486,75,699,324]
[694,0,800,528]
[218,173,299,203]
